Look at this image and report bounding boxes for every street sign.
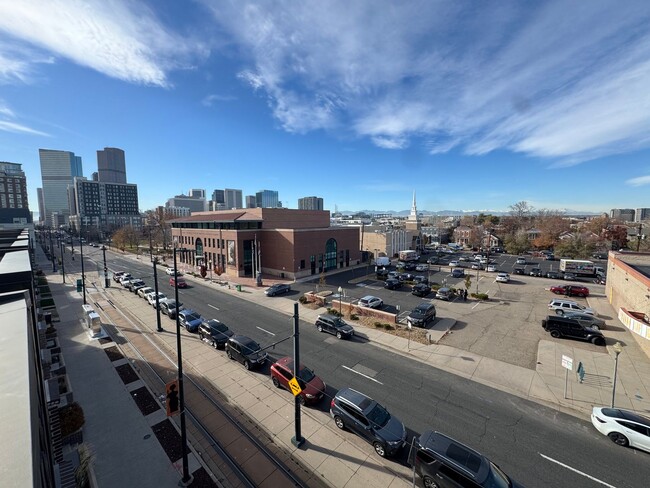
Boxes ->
[165,379,180,416]
[561,355,573,371]
[287,377,302,396]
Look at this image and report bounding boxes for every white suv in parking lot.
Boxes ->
[358,296,383,309]
[548,299,596,316]
[495,273,510,283]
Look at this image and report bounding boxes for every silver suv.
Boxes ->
[548,299,596,316]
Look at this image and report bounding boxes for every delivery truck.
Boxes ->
[559,259,596,276]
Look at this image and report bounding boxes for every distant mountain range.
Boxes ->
[338,209,605,217]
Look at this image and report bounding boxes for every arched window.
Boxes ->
[325,238,337,271]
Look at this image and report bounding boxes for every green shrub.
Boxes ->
[471,293,489,300]
[384,324,394,331]
[374,322,383,328]
[350,314,359,320]
[327,308,342,317]
[298,296,308,304]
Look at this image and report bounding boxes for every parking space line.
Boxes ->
[208,304,220,311]
[471,301,481,309]
[539,453,617,488]
[256,326,276,336]
[342,365,383,385]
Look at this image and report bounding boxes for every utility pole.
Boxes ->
[101,245,110,288]
[173,244,190,483]
[70,228,75,260]
[49,229,56,272]
[291,302,305,447]
[636,223,643,252]
[153,257,163,332]
[80,231,86,304]
[60,238,65,283]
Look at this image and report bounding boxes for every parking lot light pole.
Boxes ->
[173,242,190,483]
[611,342,623,408]
[153,257,163,332]
[338,286,343,315]
[60,238,65,283]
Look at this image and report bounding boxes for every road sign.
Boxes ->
[287,377,302,396]
[165,379,180,416]
[561,355,573,371]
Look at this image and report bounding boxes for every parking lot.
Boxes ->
[293,253,612,370]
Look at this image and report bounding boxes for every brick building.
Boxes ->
[170,208,361,280]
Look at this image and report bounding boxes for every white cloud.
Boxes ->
[0,0,204,86]
[204,0,650,161]
[0,99,14,117]
[201,94,236,107]
[0,120,49,136]
[626,175,650,187]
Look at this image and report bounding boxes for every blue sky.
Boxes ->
[2,0,650,215]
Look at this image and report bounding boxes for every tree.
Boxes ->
[554,236,597,259]
[504,232,530,255]
[604,225,629,250]
[509,201,534,231]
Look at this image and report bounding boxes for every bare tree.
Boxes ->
[509,201,534,231]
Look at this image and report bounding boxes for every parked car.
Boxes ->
[591,407,650,453]
[402,262,417,271]
[529,267,543,277]
[513,267,525,275]
[137,286,155,299]
[169,276,187,288]
[594,275,607,285]
[550,284,590,297]
[225,335,268,370]
[412,275,429,284]
[563,272,577,281]
[470,262,483,270]
[546,271,560,279]
[486,264,497,272]
[165,267,180,276]
[384,279,402,290]
[435,287,453,300]
[126,279,146,292]
[387,271,399,280]
[359,295,383,309]
[542,315,605,345]
[330,388,406,458]
[407,303,437,327]
[516,257,526,265]
[592,253,609,260]
[495,272,510,283]
[271,356,326,405]
[265,283,291,296]
[560,311,606,330]
[545,254,556,260]
[119,274,134,286]
[113,271,128,282]
[415,264,429,272]
[376,269,390,280]
[178,309,203,332]
[412,283,432,297]
[198,319,233,348]
[159,299,183,319]
[147,292,167,307]
[451,268,465,278]
[426,257,439,264]
[397,273,414,282]
[449,260,460,267]
[315,314,355,339]
[548,298,596,315]
[414,430,524,488]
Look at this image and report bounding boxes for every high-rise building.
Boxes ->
[96,147,126,183]
[245,195,256,208]
[610,208,635,222]
[166,194,207,213]
[189,189,206,199]
[69,177,141,231]
[37,188,45,224]
[255,189,279,208]
[0,162,29,210]
[298,196,324,211]
[39,149,83,226]
[635,208,650,222]
[224,189,243,209]
[212,189,225,204]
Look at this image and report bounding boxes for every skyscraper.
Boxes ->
[189,189,206,199]
[245,195,256,208]
[298,196,324,211]
[255,189,279,208]
[69,177,141,231]
[97,147,126,183]
[635,208,650,222]
[39,149,83,226]
[212,189,225,204]
[610,209,635,222]
[224,189,243,209]
[37,188,45,223]
[0,162,29,210]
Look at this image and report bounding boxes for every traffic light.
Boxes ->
[165,379,180,416]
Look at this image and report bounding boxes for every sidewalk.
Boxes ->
[35,246,221,488]
[167,257,650,420]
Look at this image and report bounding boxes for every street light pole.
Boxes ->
[153,257,163,332]
[60,239,65,283]
[173,243,190,483]
[291,302,305,448]
[338,286,343,315]
[611,342,623,407]
[80,231,86,304]
[101,245,110,288]
[49,229,56,272]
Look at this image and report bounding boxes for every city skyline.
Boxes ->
[2,2,650,215]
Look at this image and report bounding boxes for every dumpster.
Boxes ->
[236,284,242,292]
[76,279,82,292]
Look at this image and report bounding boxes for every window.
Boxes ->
[279,367,293,381]
[618,421,650,436]
[416,450,437,465]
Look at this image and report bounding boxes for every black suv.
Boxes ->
[407,303,437,327]
[330,388,406,458]
[412,283,432,297]
[413,430,523,488]
[376,268,390,280]
[542,315,605,346]
[199,319,234,349]
[529,267,543,277]
[384,278,402,290]
[225,335,268,370]
[315,314,354,339]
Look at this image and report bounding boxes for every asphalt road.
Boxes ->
[64,246,649,488]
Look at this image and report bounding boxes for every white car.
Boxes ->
[515,257,526,265]
[358,295,383,309]
[449,261,460,267]
[548,299,596,316]
[591,407,650,453]
[474,255,484,261]
[415,264,429,272]
[495,273,510,283]
[165,267,180,276]
[147,292,167,307]
[137,286,154,298]
[487,265,497,272]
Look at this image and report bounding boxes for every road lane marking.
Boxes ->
[208,304,220,311]
[539,453,617,488]
[342,365,383,385]
[256,326,276,336]
[471,301,481,309]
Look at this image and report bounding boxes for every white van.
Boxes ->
[375,256,391,267]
